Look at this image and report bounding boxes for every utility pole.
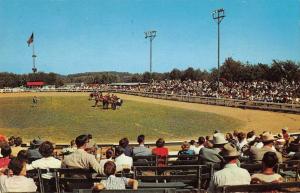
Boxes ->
[212,9,225,97]
[144,30,157,73]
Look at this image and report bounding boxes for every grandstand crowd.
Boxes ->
[0,127,298,192]
[116,79,300,104]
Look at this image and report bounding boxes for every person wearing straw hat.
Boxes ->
[248,132,282,163]
[207,143,251,193]
[199,133,227,164]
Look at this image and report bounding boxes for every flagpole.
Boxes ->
[32,35,37,73]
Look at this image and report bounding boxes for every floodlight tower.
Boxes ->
[144,30,157,73]
[212,8,225,96]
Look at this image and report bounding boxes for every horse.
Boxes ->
[89,92,123,110]
[89,92,103,107]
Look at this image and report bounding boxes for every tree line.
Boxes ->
[0,58,299,88]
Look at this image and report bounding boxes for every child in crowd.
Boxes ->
[93,161,138,190]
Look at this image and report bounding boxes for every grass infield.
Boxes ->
[0,95,242,143]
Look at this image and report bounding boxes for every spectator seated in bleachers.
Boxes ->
[247,131,256,143]
[62,134,103,175]
[199,133,227,165]
[236,132,247,152]
[0,145,11,172]
[251,151,283,184]
[17,150,28,163]
[11,137,25,157]
[99,148,114,174]
[248,132,283,163]
[207,143,251,193]
[282,127,290,142]
[93,161,138,190]
[119,138,133,157]
[225,132,237,146]
[26,141,61,179]
[0,158,37,192]
[196,137,206,154]
[177,141,195,160]
[115,146,133,173]
[133,135,151,156]
[152,138,169,167]
[27,139,44,163]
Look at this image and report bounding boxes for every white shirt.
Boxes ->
[27,157,61,179]
[0,175,37,193]
[115,154,133,172]
[255,142,276,151]
[100,175,129,190]
[207,163,251,193]
[99,158,113,174]
[190,145,204,155]
[237,139,248,151]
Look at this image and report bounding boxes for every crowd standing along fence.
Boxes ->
[113,90,300,114]
[1,87,300,113]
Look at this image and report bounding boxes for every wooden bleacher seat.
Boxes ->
[218,181,300,193]
[133,155,157,166]
[133,165,211,190]
[49,168,105,193]
[73,188,176,193]
[278,160,300,181]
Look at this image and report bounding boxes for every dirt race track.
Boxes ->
[1,92,299,136]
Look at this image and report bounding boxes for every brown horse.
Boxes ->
[89,93,123,109]
[89,92,103,107]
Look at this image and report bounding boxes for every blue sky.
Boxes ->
[0,0,299,74]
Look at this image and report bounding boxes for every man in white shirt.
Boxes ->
[114,146,133,172]
[207,143,251,193]
[0,158,37,193]
[26,141,61,179]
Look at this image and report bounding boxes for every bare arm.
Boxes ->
[128,179,138,190]
[93,183,105,190]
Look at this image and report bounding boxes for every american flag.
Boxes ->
[27,33,34,47]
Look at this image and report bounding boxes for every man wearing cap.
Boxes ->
[248,132,282,163]
[62,134,103,175]
[27,139,43,163]
[198,133,227,164]
[281,127,289,142]
[207,143,251,193]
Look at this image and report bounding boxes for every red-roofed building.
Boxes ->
[26,81,45,88]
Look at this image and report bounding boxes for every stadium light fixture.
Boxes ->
[144,30,157,73]
[212,8,225,97]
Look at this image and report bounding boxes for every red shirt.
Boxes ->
[0,157,10,169]
[152,147,169,157]
[152,147,169,167]
[283,133,289,141]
